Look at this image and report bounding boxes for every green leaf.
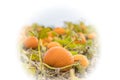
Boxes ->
[30,53,39,61]
[64,22,73,30]
[74,44,88,53]
[56,39,69,46]
[74,24,82,32]
[28,31,39,38]
[86,53,94,59]
[51,31,57,36]
[38,27,51,39]
[28,31,35,36]
[32,23,39,30]
[86,39,93,46]
[71,51,78,55]
[67,43,77,48]
[55,36,72,46]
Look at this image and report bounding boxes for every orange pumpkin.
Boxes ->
[47,31,55,38]
[43,47,74,68]
[75,33,86,44]
[23,36,38,49]
[54,27,66,35]
[74,54,89,68]
[42,36,53,45]
[87,32,96,39]
[47,42,61,49]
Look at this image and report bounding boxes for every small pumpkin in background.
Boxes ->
[74,54,89,68]
[54,27,66,35]
[87,32,96,39]
[75,33,86,44]
[43,46,74,68]
[47,42,61,49]
[23,36,38,49]
[42,36,53,46]
[47,31,55,38]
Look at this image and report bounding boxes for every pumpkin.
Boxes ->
[53,27,66,35]
[42,36,53,46]
[47,42,61,49]
[47,31,55,37]
[43,47,74,68]
[74,54,89,68]
[23,36,38,49]
[75,33,86,44]
[87,32,96,39]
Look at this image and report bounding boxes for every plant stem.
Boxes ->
[43,62,79,70]
[38,39,43,71]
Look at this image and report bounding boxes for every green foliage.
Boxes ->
[76,63,85,74]
[51,31,57,36]
[71,51,78,55]
[67,43,77,48]
[65,21,82,32]
[86,53,94,59]
[86,39,93,46]
[38,27,51,39]
[32,23,38,30]
[55,36,72,46]
[28,31,35,36]
[30,53,39,61]
[73,24,82,32]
